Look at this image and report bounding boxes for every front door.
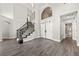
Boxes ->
[40,17,53,39]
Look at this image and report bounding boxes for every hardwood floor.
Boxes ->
[0,37,79,56]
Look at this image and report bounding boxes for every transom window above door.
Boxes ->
[41,7,52,20]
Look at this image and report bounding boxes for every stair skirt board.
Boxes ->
[22,29,34,38]
[23,38,36,42]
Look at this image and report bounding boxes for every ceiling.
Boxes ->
[21,3,62,10]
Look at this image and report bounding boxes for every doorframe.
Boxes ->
[60,11,77,41]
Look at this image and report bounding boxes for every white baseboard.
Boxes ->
[47,38,61,42]
[2,37,16,40]
[17,35,61,43]
[54,39,61,42]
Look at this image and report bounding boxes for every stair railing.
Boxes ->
[17,19,35,44]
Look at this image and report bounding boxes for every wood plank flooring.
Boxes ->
[0,37,79,56]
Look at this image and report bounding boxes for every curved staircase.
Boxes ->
[17,21,35,44]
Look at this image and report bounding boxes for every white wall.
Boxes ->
[0,15,13,39]
[0,16,2,41]
[76,10,79,46]
[0,3,14,40]
[0,5,2,41]
[34,8,40,37]
[0,3,13,19]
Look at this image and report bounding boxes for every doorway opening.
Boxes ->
[65,23,72,39]
[60,11,77,41]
